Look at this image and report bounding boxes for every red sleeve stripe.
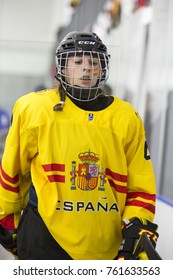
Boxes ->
[0,214,15,229]
[106,168,127,182]
[127,192,156,202]
[42,164,65,172]
[0,176,20,193]
[48,174,65,183]
[0,165,19,184]
[108,179,127,194]
[125,200,155,214]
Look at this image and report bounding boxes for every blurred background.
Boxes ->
[0,0,173,259]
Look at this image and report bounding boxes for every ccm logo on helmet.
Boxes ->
[78,41,96,45]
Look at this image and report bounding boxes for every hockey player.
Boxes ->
[0,31,158,260]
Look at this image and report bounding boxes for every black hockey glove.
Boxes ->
[116,217,158,260]
[0,224,17,256]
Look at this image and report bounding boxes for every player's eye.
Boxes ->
[74,59,82,65]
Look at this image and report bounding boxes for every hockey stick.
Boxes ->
[132,232,162,260]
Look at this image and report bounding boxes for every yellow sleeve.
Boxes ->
[122,112,156,222]
[0,97,38,229]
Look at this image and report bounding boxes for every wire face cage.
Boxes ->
[56,50,110,101]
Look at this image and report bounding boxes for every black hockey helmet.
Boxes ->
[55,31,110,101]
[56,31,108,54]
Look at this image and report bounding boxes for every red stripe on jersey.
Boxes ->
[0,165,19,184]
[108,179,127,194]
[48,174,65,183]
[0,176,19,193]
[0,214,15,230]
[127,192,156,202]
[125,200,155,214]
[42,164,65,172]
[106,168,127,182]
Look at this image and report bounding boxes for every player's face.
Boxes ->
[65,54,101,88]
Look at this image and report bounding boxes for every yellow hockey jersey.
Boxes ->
[0,89,156,259]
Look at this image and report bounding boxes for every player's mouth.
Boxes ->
[80,76,92,85]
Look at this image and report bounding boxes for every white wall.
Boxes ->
[154,199,173,260]
[0,0,69,75]
[0,0,70,114]
[0,244,15,260]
